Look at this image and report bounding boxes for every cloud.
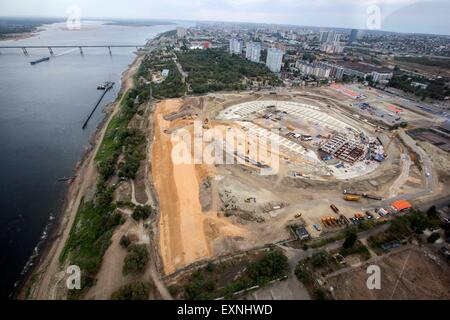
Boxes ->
[0,0,448,34]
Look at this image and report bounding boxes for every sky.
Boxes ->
[1,0,449,35]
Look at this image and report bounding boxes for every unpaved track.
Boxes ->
[388,153,411,197]
[29,56,143,300]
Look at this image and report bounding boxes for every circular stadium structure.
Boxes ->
[216,100,385,180]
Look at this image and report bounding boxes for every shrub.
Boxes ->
[120,235,131,248]
[246,250,288,285]
[111,282,151,300]
[132,205,153,221]
[311,251,329,267]
[343,230,358,249]
[123,244,149,275]
[294,264,312,284]
[427,232,440,243]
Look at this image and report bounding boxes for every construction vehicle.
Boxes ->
[330,204,340,214]
[294,213,303,219]
[327,216,338,226]
[343,190,362,196]
[354,213,365,220]
[362,193,383,200]
[321,217,330,227]
[340,215,350,225]
[344,195,361,201]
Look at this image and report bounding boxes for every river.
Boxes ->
[0,20,180,298]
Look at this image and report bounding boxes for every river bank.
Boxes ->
[19,53,144,300]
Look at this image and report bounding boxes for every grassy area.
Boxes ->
[95,91,132,165]
[177,48,281,94]
[395,56,450,69]
[151,60,187,98]
[308,231,347,248]
[368,209,442,251]
[111,281,152,300]
[59,199,124,297]
[95,88,147,182]
[134,54,187,99]
[340,240,372,261]
[294,253,332,300]
[172,250,289,300]
[389,74,450,100]
[59,57,149,297]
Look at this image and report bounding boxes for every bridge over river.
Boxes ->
[0,44,146,55]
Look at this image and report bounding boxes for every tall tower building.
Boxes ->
[245,42,261,63]
[229,37,243,54]
[176,27,187,39]
[348,29,359,45]
[266,48,284,73]
[326,30,336,43]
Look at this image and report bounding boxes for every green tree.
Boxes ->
[343,230,358,249]
[123,244,149,275]
[111,282,152,300]
[132,205,153,221]
[311,251,329,267]
[295,264,312,284]
[427,232,440,243]
[120,235,131,248]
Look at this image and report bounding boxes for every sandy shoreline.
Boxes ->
[18,53,144,300]
[0,29,42,42]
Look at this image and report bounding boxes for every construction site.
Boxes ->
[150,85,450,277]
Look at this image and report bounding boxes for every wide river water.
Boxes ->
[0,20,181,298]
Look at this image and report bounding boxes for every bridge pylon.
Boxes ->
[22,47,29,55]
[108,46,112,55]
[48,47,54,56]
[79,47,84,55]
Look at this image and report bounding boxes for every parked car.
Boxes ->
[313,224,322,232]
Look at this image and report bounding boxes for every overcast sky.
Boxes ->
[1,0,449,35]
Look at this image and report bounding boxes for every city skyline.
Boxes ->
[1,0,450,36]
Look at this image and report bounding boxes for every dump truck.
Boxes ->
[344,195,361,201]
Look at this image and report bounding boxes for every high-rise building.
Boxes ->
[266,48,284,73]
[320,30,336,43]
[229,37,243,54]
[326,30,336,43]
[176,27,187,39]
[245,42,261,63]
[296,61,331,79]
[319,31,329,43]
[333,33,342,43]
[320,42,344,54]
[348,29,359,45]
